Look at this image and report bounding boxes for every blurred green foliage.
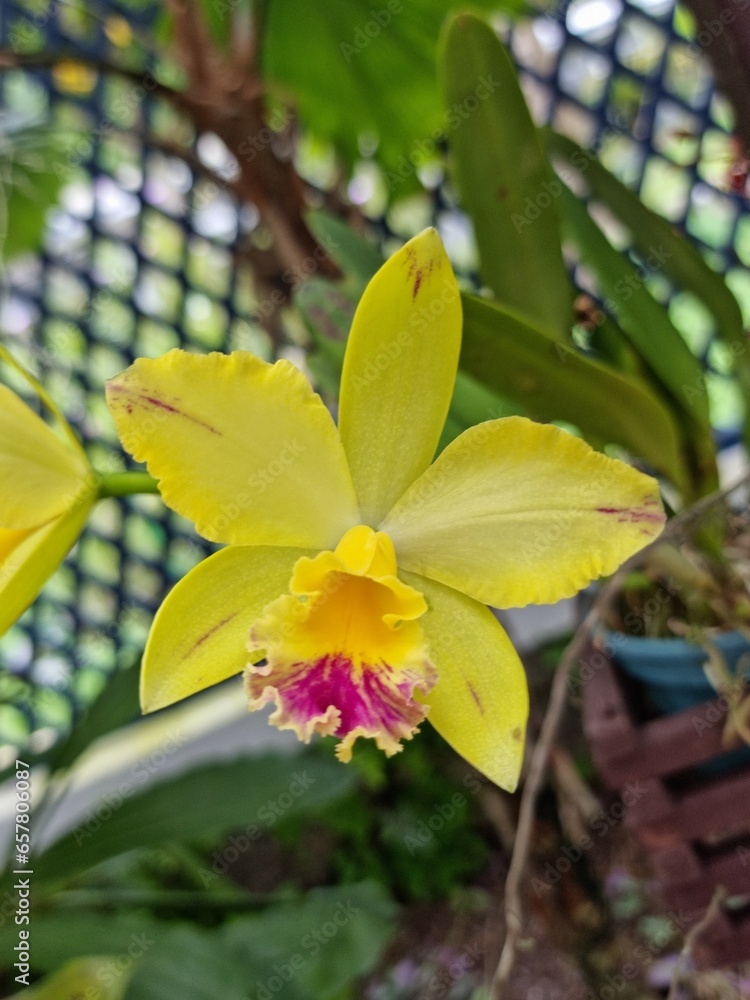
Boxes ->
[0,658,490,997]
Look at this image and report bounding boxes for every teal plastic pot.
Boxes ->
[606,630,750,716]
[605,629,750,774]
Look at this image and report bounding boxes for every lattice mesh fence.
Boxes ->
[510,0,750,437]
[0,0,748,761]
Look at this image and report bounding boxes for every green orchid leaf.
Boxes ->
[297,276,357,350]
[123,883,395,1000]
[545,127,750,442]
[30,753,357,882]
[439,13,572,339]
[124,927,268,1000]
[555,181,710,429]
[438,368,519,451]
[263,0,526,181]
[461,291,687,489]
[223,882,397,1000]
[544,128,746,353]
[588,311,648,379]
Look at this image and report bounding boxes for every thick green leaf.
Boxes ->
[263,0,525,179]
[588,311,647,379]
[461,292,686,488]
[555,181,709,428]
[544,128,746,352]
[224,882,397,1000]
[31,753,357,882]
[439,13,571,338]
[124,926,264,1000]
[439,368,519,451]
[16,957,132,1000]
[122,883,395,1000]
[546,127,750,443]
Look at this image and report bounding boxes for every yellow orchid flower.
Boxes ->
[0,347,95,638]
[105,229,664,790]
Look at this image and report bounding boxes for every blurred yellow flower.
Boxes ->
[52,61,97,96]
[0,348,94,637]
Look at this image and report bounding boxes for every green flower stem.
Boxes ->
[97,471,160,499]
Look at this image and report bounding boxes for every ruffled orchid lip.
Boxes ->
[247,651,436,761]
[245,524,437,760]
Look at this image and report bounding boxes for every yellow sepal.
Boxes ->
[0,495,93,638]
[339,228,462,525]
[106,350,360,549]
[406,572,528,791]
[385,417,664,608]
[140,544,313,712]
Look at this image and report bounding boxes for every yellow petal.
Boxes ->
[405,572,528,791]
[0,497,92,638]
[339,228,462,525]
[141,544,313,713]
[384,416,665,608]
[0,384,91,530]
[105,350,360,549]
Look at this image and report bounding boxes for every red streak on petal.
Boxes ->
[109,383,222,435]
[185,612,239,659]
[595,506,663,525]
[140,395,222,435]
[467,680,484,714]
